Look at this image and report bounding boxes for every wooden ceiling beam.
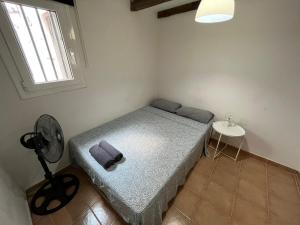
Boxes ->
[131,0,174,11]
[157,1,200,18]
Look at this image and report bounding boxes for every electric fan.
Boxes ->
[20,114,79,215]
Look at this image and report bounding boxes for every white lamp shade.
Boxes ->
[195,0,235,23]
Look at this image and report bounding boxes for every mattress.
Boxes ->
[69,106,212,225]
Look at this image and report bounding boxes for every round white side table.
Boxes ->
[211,121,246,161]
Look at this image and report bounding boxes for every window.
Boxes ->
[0,0,86,98]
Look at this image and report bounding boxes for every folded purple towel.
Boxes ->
[89,145,115,169]
[99,140,123,162]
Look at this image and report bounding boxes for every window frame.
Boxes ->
[0,0,86,99]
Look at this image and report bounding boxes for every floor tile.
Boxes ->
[270,213,300,225]
[192,199,230,225]
[210,167,239,192]
[31,212,43,225]
[64,181,102,222]
[268,171,300,204]
[72,208,101,225]
[50,207,72,225]
[269,194,300,224]
[216,156,240,175]
[65,196,90,221]
[268,164,296,185]
[174,187,200,219]
[185,171,209,196]
[77,183,103,207]
[245,157,266,171]
[91,200,118,225]
[240,158,266,186]
[162,206,192,225]
[33,215,54,225]
[238,178,267,209]
[193,157,216,177]
[200,181,234,214]
[232,197,268,225]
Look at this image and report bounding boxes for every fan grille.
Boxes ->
[35,114,64,163]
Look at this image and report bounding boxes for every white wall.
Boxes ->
[0,166,32,225]
[157,0,300,170]
[0,0,158,189]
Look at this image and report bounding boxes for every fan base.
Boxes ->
[31,174,79,215]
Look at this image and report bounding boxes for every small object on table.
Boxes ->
[225,113,235,127]
[210,121,246,161]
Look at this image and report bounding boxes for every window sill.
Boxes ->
[20,82,87,99]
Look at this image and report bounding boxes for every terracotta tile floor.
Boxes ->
[29,147,300,225]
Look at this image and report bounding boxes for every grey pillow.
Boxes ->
[150,99,182,113]
[176,107,214,124]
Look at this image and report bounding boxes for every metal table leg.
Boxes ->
[220,136,245,161]
[233,136,245,161]
[213,133,227,160]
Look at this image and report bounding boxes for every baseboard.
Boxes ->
[241,149,299,174]
[209,139,299,174]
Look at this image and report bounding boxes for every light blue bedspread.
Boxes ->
[69,106,211,225]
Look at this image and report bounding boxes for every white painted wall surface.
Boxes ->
[157,0,300,170]
[0,0,158,189]
[0,166,32,225]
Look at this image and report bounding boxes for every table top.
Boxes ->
[213,121,246,137]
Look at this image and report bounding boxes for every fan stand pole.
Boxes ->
[36,152,53,182]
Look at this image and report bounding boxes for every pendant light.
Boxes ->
[195,0,235,23]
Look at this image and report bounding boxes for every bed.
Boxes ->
[69,106,212,225]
